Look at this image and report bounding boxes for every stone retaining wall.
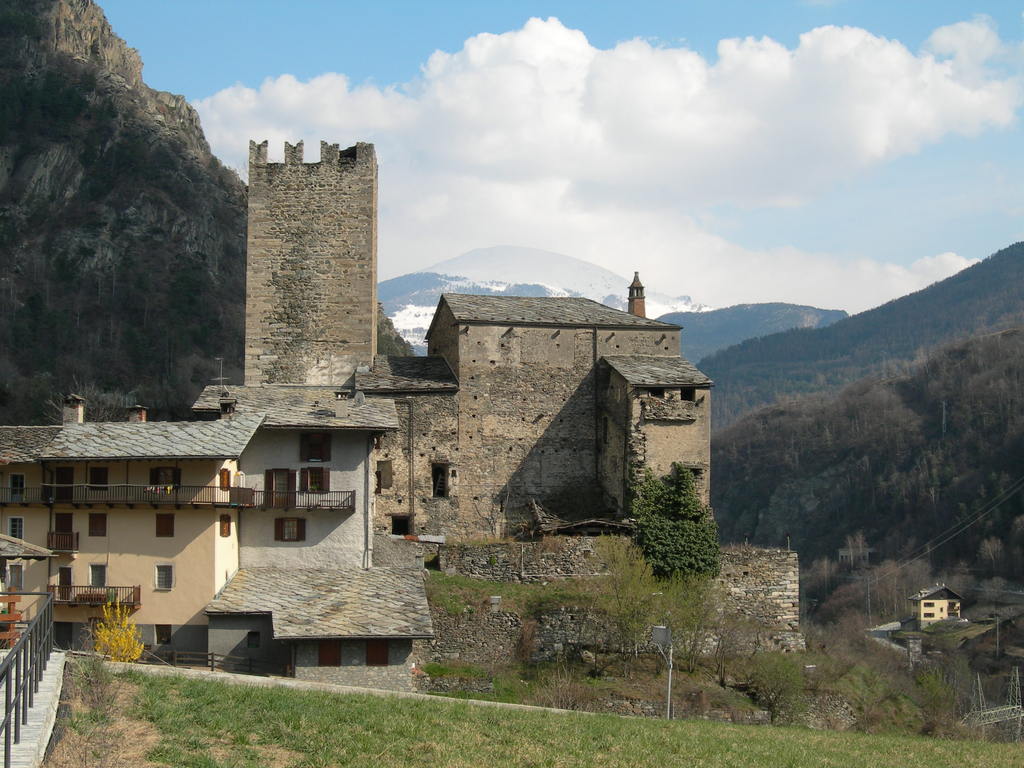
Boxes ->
[437,538,802,639]
[438,538,607,582]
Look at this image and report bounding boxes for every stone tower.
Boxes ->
[627,272,646,318]
[245,140,378,385]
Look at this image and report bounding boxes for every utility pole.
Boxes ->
[652,625,674,720]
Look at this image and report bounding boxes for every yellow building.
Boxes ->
[908,584,963,628]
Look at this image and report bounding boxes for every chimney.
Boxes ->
[218,390,237,419]
[127,404,148,423]
[62,394,85,425]
[627,272,646,318]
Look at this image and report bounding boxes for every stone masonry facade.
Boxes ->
[245,140,378,385]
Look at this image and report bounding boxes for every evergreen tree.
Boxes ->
[631,464,720,578]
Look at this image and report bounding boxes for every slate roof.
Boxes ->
[0,427,61,465]
[206,567,433,639]
[192,386,399,430]
[356,356,458,393]
[602,354,712,387]
[426,294,678,339]
[909,584,963,602]
[40,414,264,460]
[0,533,53,559]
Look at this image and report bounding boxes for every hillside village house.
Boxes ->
[0,140,715,690]
[909,585,963,628]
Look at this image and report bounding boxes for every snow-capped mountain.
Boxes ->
[381,246,706,351]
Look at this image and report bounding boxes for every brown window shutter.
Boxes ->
[321,469,330,492]
[219,468,231,491]
[172,468,182,486]
[88,513,107,537]
[322,433,332,461]
[264,469,274,492]
[299,434,310,462]
[274,518,284,541]
[149,467,159,485]
[299,469,308,493]
[318,638,341,666]
[156,513,174,537]
[296,518,306,541]
[366,639,388,666]
[287,471,297,493]
[219,514,231,537]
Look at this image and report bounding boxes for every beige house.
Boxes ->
[909,585,963,628]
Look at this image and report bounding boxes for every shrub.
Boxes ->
[748,652,807,723]
[92,601,143,662]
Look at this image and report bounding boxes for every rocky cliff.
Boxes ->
[0,0,246,423]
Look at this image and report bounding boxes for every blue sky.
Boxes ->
[99,1,1024,312]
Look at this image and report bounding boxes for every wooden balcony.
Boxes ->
[46,531,79,552]
[48,584,141,606]
[0,486,355,512]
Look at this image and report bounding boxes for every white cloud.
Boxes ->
[194,17,1020,312]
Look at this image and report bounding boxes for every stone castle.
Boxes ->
[199,140,712,538]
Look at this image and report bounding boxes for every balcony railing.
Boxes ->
[47,585,140,606]
[46,531,78,552]
[0,485,356,512]
[253,489,356,512]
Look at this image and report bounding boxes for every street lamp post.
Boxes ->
[652,625,673,720]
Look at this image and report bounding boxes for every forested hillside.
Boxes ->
[702,243,1024,428]
[0,0,247,423]
[713,328,1024,580]
[660,303,847,364]
[0,1,409,425]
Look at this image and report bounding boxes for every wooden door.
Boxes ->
[54,467,74,502]
[57,566,72,601]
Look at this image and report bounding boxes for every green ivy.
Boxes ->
[631,464,720,579]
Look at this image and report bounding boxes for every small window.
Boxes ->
[6,564,23,591]
[647,388,665,398]
[431,463,449,498]
[218,468,231,491]
[7,517,23,540]
[155,564,174,590]
[301,467,328,493]
[89,564,106,588]
[9,474,24,502]
[923,612,935,618]
[300,433,332,462]
[246,631,261,649]
[318,638,341,666]
[376,461,393,493]
[88,513,107,537]
[155,514,174,537]
[923,602,934,607]
[274,518,305,542]
[681,388,696,401]
[155,624,172,644]
[391,516,410,536]
[366,639,388,666]
[88,467,108,489]
[219,514,231,537]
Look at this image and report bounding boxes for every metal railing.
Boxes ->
[253,489,355,511]
[46,531,78,551]
[47,585,141,606]
[0,485,355,511]
[0,592,53,768]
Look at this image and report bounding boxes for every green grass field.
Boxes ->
[86,670,1023,768]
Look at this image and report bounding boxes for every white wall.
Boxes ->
[237,429,372,568]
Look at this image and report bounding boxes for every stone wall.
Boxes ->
[245,140,377,385]
[293,638,416,691]
[438,538,607,582]
[369,391,461,535]
[425,606,523,664]
[719,546,800,632]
